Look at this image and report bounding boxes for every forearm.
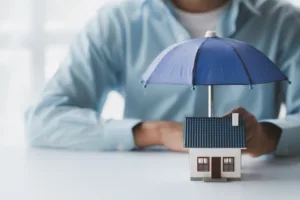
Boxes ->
[133,121,163,148]
[260,115,300,156]
[25,104,141,151]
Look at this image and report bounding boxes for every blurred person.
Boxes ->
[25,0,300,157]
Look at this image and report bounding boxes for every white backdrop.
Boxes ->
[0,0,125,146]
[0,0,299,146]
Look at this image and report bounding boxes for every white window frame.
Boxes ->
[0,0,76,93]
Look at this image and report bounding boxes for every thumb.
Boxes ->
[222,106,251,118]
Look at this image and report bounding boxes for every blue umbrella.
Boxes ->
[141,31,290,117]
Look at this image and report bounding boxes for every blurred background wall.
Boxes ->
[0,0,299,146]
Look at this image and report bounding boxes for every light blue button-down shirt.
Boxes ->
[25,0,300,156]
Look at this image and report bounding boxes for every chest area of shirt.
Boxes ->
[122,13,279,115]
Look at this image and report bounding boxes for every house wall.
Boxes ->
[189,149,242,179]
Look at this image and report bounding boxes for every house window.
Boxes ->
[223,157,234,172]
[197,157,209,171]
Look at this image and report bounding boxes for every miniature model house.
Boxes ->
[184,113,246,182]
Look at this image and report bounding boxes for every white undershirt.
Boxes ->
[173,3,227,38]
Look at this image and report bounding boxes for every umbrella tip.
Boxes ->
[248,84,253,90]
[205,30,217,38]
[191,86,196,91]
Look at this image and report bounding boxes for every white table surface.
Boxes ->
[1,147,300,200]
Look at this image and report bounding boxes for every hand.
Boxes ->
[158,121,188,153]
[223,107,281,157]
[133,121,187,152]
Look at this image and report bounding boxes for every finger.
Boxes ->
[222,106,248,117]
[243,115,258,128]
[222,107,237,117]
[233,106,251,118]
[223,106,254,120]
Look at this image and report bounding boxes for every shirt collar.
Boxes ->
[141,0,261,14]
[141,0,261,38]
[243,0,261,16]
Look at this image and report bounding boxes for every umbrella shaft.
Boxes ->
[208,85,214,117]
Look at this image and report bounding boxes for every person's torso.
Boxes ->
[107,0,288,122]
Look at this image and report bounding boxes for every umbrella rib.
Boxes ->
[192,38,209,86]
[217,38,253,86]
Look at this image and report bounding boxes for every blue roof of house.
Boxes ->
[184,117,246,148]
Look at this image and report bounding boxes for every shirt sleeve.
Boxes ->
[24,6,142,151]
[259,9,300,156]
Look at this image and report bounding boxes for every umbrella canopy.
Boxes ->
[141,31,290,88]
